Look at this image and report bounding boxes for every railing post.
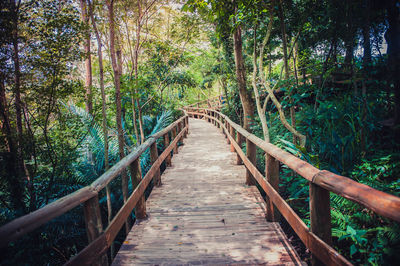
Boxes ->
[83,195,108,265]
[216,114,220,128]
[186,116,189,135]
[225,121,229,143]
[121,171,132,233]
[212,112,216,126]
[310,183,332,266]
[176,122,183,147]
[265,154,280,222]
[246,139,256,186]
[130,158,146,219]
[229,125,235,152]
[150,141,161,186]
[163,133,172,167]
[236,131,242,165]
[183,118,188,138]
[172,127,178,154]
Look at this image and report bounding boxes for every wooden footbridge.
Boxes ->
[1,99,400,265]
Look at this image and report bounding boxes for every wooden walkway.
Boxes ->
[113,118,303,265]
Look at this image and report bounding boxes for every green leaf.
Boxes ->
[350,244,358,257]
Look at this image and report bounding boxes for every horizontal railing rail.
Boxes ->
[184,106,400,266]
[185,95,223,110]
[0,114,189,265]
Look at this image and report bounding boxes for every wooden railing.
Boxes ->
[185,95,223,110]
[0,115,189,265]
[184,106,400,266]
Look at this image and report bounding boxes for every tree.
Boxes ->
[80,0,93,114]
[107,0,132,233]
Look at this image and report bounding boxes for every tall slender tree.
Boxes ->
[87,0,114,256]
[107,0,131,233]
[80,0,93,114]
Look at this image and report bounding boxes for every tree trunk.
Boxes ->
[385,0,400,140]
[252,39,270,142]
[233,23,254,131]
[107,0,131,233]
[344,0,355,66]
[362,0,372,69]
[88,0,114,256]
[134,0,145,144]
[0,78,25,211]
[80,0,93,114]
[10,0,29,212]
[278,0,297,144]
[278,0,289,80]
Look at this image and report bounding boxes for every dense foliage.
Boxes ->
[1,0,399,265]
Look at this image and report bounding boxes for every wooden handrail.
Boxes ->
[185,95,223,109]
[0,114,189,265]
[184,107,400,266]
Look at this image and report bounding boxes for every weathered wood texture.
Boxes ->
[113,119,302,265]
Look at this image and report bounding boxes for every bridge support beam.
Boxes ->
[164,133,172,167]
[310,183,332,266]
[230,125,235,152]
[150,142,161,186]
[236,131,243,165]
[225,121,229,143]
[130,158,146,219]
[83,195,109,265]
[172,127,178,154]
[265,154,280,222]
[246,139,256,186]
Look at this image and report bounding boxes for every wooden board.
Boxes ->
[113,119,303,265]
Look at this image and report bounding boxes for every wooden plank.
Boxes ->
[104,127,187,247]
[113,119,302,266]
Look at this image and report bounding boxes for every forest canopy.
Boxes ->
[0,0,399,265]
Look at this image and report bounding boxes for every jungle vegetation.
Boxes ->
[0,0,399,265]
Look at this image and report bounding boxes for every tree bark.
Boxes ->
[252,16,273,142]
[385,0,400,140]
[0,77,25,211]
[88,0,114,256]
[107,0,131,233]
[362,0,372,69]
[278,0,289,80]
[10,0,29,212]
[233,23,254,131]
[134,0,145,144]
[80,0,93,114]
[278,0,298,144]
